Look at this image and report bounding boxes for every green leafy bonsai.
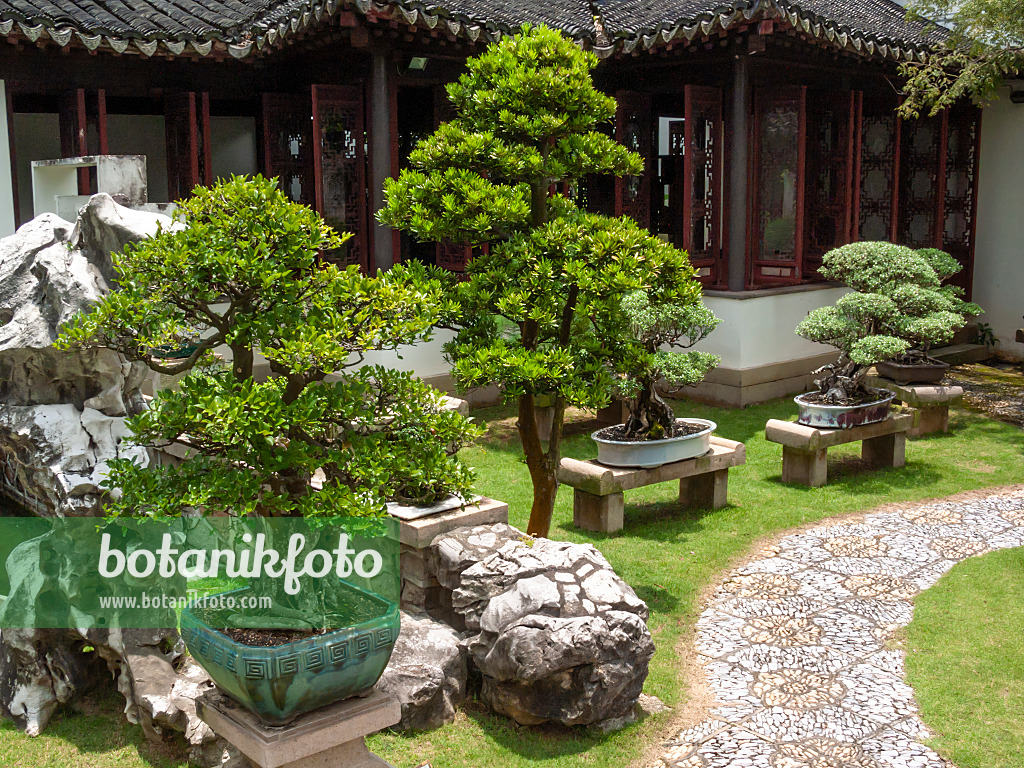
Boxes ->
[380,25,711,537]
[796,242,981,403]
[614,291,720,440]
[59,175,479,625]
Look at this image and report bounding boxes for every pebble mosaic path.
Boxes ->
[659,488,1024,768]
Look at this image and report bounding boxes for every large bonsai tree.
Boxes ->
[380,25,710,537]
[59,175,478,625]
[796,242,981,403]
[614,291,720,440]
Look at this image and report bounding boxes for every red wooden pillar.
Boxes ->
[165,92,212,200]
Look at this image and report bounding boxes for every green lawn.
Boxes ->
[2,397,1022,768]
[905,546,1024,768]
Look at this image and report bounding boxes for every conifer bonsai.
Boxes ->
[59,175,479,628]
[613,290,720,440]
[380,25,711,537]
[796,242,981,404]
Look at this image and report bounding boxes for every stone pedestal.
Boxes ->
[866,377,963,437]
[195,689,400,768]
[766,409,916,488]
[391,496,509,615]
[595,399,629,426]
[557,436,746,533]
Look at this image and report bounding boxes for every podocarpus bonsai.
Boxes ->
[796,241,981,404]
[59,175,479,628]
[379,25,711,537]
[613,290,720,440]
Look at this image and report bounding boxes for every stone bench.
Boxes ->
[866,376,963,436]
[557,436,746,533]
[765,409,916,487]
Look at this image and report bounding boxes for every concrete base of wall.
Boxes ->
[679,352,839,408]
[420,372,503,408]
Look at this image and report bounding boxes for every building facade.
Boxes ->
[1,0,1019,403]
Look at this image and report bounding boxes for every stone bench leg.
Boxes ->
[862,432,906,468]
[573,489,624,533]
[679,469,729,509]
[782,446,828,487]
[909,405,949,437]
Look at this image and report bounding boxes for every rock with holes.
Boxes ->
[430,528,654,729]
[0,195,174,516]
[376,610,467,731]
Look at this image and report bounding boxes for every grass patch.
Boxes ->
[2,397,1022,768]
[904,546,1024,768]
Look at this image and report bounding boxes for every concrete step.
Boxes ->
[931,343,990,365]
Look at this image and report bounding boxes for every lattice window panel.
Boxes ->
[615,91,652,228]
[858,113,897,242]
[898,117,941,248]
[942,108,979,297]
[261,93,315,209]
[683,86,724,287]
[804,92,853,279]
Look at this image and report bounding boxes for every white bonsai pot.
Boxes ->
[592,418,716,469]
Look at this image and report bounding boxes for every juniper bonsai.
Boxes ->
[615,291,720,440]
[59,175,479,627]
[380,25,710,537]
[796,242,981,404]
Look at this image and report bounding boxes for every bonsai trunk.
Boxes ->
[813,355,870,404]
[521,392,565,539]
[623,378,676,440]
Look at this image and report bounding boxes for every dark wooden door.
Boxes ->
[683,85,724,286]
[165,92,212,200]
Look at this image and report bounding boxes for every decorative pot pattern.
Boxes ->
[592,418,716,469]
[180,583,399,726]
[794,391,895,429]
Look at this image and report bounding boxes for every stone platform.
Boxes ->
[392,496,508,615]
[557,436,745,533]
[866,376,963,437]
[766,409,916,487]
[196,689,400,768]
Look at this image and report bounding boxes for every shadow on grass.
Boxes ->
[0,685,187,768]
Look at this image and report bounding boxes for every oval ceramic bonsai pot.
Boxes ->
[794,389,896,429]
[875,359,949,385]
[592,418,716,469]
[180,582,399,726]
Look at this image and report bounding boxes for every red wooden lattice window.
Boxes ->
[941,107,981,297]
[165,92,212,201]
[855,94,900,243]
[615,90,652,228]
[683,85,724,286]
[312,85,369,272]
[898,113,944,248]
[803,89,855,280]
[261,92,316,209]
[749,86,806,287]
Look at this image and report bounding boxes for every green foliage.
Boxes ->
[60,175,480,521]
[380,25,713,534]
[796,242,981,400]
[899,0,1024,118]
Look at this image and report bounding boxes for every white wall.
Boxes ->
[106,115,168,203]
[12,112,61,225]
[696,287,849,370]
[0,82,16,237]
[974,90,1024,360]
[210,116,258,181]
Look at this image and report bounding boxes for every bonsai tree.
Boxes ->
[58,175,479,626]
[613,290,720,440]
[796,242,981,404]
[380,25,710,537]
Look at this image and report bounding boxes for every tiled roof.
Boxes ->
[0,0,945,60]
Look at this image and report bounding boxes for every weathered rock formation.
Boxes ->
[376,610,467,731]
[0,195,169,516]
[426,524,655,730]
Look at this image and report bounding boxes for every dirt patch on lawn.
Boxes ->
[947,361,1024,429]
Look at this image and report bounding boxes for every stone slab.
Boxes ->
[865,376,963,406]
[196,689,400,768]
[396,496,509,549]
[557,436,745,497]
[765,410,916,451]
[388,494,478,522]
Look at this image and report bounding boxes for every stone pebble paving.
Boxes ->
[659,488,1024,768]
